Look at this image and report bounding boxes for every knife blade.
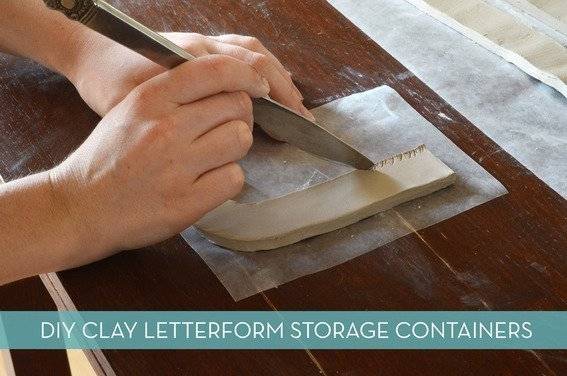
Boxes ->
[44,0,375,169]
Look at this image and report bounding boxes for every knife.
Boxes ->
[43,0,375,169]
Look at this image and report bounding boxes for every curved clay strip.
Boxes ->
[195,145,456,252]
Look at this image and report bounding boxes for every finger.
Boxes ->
[204,40,313,120]
[188,120,253,176]
[188,162,246,218]
[172,91,253,141]
[141,54,270,105]
[207,36,315,121]
[210,34,293,84]
[162,32,210,57]
[206,39,296,92]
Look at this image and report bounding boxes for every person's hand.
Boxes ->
[66,30,313,120]
[48,55,268,266]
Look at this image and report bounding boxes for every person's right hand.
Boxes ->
[48,54,269,267]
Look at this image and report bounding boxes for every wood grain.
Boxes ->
[0,0,566,374]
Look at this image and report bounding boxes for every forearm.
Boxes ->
[0,172,81,285]
[0,0,93,77]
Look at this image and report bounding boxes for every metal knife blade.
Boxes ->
[253,97,375,169]
[44,0,374,169]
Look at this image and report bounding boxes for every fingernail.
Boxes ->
[300,106,316,122]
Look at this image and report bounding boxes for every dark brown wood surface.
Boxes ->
[0,278,71,376]
[0,0,566,375]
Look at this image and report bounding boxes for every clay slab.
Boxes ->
[196,146,456,252]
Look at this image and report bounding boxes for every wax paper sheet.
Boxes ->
[329,0,567,198]
[182,86,507,301]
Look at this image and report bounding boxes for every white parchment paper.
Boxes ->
[329,0,567,198]
[182,86,506,301]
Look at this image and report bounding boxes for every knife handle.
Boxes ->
[43,0,195,69]
[44,0,96,22]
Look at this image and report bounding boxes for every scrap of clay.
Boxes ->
[522,0,567,25]
[505,0,567,36]
[195,145,456,252]
[403,0,567,97]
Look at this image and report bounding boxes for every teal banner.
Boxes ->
[0,311,565,349]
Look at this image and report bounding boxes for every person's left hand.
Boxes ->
[65,31,314,120]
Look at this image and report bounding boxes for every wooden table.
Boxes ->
[0,278,71,375]
[1,0,566,374]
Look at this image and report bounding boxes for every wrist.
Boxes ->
[42,168,88,268]
[46,164,110,268]
[29,6,97,80]
[55,24,99,84]
[0,171,85,282]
